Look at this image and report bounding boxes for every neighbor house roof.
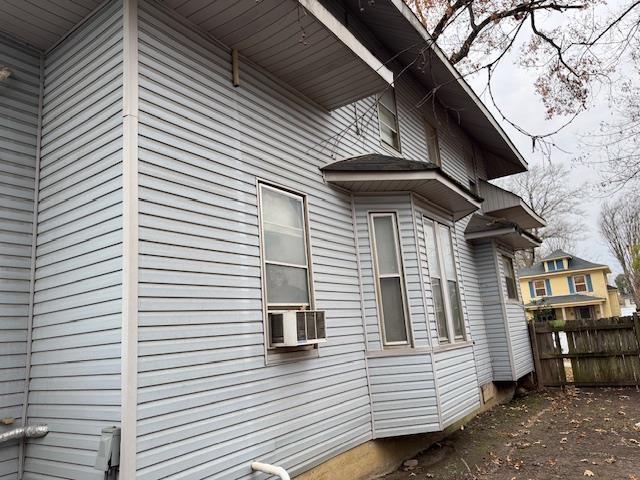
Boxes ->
[525,294,606,308]
[519,251,610,277]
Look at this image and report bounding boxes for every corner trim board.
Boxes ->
[121,0,139,476]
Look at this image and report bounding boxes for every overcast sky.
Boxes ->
[463,15,626,277]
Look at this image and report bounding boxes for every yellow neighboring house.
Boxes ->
[519,249,621,321]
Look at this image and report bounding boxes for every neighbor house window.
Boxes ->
[370,213,410,345]
[573,274,589,292]
[533,279,547,297]
[502,256,518,300]
[259,184,311,311]
[424,121,440,166]
[424,218,465,343]
[378,89,400,151]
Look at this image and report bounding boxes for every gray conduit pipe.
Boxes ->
[251,461,291,480]
[0,425,48,444]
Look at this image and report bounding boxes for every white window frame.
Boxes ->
[502,255,519,301]
[377,88,401,152]
[258,182,315,347]
[423,216,466,344]
[369,212,411,347]
[533,279,547,297]
[573,274,588,293]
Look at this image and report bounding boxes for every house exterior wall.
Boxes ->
[520,267,616,318]
[21,2,124,479]
[495,243,533,379]
[0,36,40,480]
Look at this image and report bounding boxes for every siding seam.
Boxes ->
[17,51,44,480]
[351,194,376,438]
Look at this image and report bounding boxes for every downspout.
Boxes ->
[18,50,44,479]
[251,462,290,480]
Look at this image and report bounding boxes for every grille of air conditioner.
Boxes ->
[268,311,327,347]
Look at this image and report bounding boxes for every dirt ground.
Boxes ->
[382,388,640,480]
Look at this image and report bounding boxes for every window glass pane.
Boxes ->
[424,220,440,277]
[266,264,309,304]
[424,122,440,165]
[449,280,464,338]
[432,278,448,342]
[438,224,456,280]
[534,280,546,296]
[380,277,408,343]
[379,105,397,129]
[264,224,306,265]
[380,123,399,149]
[574,275,587,292]
[373,215,399,275]
[380,89,396,111]
[261,187,303,229]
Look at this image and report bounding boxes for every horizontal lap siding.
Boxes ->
[456,218,492,386]
[496,244,533,379]
[23,2,123,479]
[368,354,438,437]
[475,241,513,381]
[0,37,40,480]
[132,1,451,476]
[434,346,479,427]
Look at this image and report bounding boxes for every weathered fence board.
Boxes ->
[529,314,640,387]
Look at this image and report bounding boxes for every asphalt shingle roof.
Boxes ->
[525,294,606,307]
[518,250,608,277]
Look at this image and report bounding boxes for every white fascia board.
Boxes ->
[298,0,394,85]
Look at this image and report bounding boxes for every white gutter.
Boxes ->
[251,462,291,480]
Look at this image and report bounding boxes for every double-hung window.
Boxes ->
[378,89,400,151]
[502,255,518,300]
[423,218,465,343]
[424,121,440,166]
[259,184,312,340]
[573,274,588,292]
[370,213,410,345]
[533,279,547,297]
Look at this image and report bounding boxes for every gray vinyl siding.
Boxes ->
[475,241,513,380]
[495,243,534,379]
[434,346,480,427]
[22,2,123,479]
[368,354,439,437]
[456,217,492,386]
[0,36,40,480]
[135,2,396,477]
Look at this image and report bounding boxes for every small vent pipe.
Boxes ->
[251,461,290,480]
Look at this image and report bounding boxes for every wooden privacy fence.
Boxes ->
[529,314,640,387]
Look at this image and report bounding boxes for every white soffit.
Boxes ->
[163,0,393,110]
[0,0,103,51]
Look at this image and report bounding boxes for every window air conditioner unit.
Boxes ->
[269,310,327,347]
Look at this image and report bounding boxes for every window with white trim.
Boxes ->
[378,89,400,151]
[370,213,410,345]
[534,279,547,297]
[424,120,440,166]
[502,255,518,300]
[259,184,312,313]
[423,218,465,343]
[573,274,588,292]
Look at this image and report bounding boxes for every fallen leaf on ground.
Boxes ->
[584,470,594,477]
[560,437,568,444]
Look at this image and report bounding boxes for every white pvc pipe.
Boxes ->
[251,461,291,480]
